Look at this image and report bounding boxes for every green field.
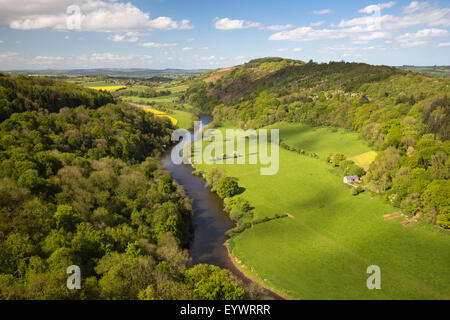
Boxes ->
[194,124,450,300]
[270,122,371,158]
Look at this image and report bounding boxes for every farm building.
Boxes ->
[344,175,361,184]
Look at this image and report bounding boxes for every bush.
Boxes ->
[216,177,239,199]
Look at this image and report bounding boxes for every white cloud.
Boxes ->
[214,17,293,31]
[138,42,177,48]
[31,55,64,65]
[319,45,386,58]
[276,48,288,52]
[403,1,429,14]
[0,40,3,44]
[266,24,294,31]
[0,52,18,60]
[199,46,209,50]
[397,28,449,47]
[270,1,450,43]
[359,2,396,14]
[438,42,450,47]
[0,0,193,32]
[89,53,134,62]
[293,48,303,52]
[310,21,324,27]
[186,38,195,42]
[313,9,331,15]
[107,32,140,42]
[182,47,193,51]
[339,3,450,31]
[214,18,262,30]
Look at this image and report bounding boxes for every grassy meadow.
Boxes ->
[193,123,450,299]
[269,122,371,158]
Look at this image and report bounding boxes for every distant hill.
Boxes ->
[397,65,450,78]
[3,68,210,77]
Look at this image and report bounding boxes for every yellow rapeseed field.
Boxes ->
[86,86,127,92]
[144,108,178,126]
[349,151,378,170]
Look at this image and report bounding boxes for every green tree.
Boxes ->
[216,177,240,199]
[54,205,82,232]
[185,264,245,300]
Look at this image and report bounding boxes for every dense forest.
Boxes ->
[186,58,450,228]
[0,74,246,300]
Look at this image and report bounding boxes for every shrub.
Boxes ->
[216,177,239,199]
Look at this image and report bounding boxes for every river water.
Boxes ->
[161,115,283,300]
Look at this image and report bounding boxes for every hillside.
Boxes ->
[186,58,450,229]
[0,74,246,300]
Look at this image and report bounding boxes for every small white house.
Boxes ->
[344,175,360,184]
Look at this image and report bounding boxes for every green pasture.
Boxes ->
[193,124,450,300]
[268,122,371,158]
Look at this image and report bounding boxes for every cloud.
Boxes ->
[319,45,386,58]
[293,48,303,52]
[438,42,450,47]
[214,18,262,30]
[339,2,450,31]
[359,2,396,14]
[214,17,293,31]
[138,42,177,48]
[89,53,135,62]
[403,1,429,14]
[266,24,294,31]
[310,21,324,27]
[270,1,450,43]
[182,47,193,51]
[397,28,448,40]
[397,28,449,47]
[399,28,449,47]
[31,55,64,65]
[107,32,140,42]
[0,40,3,44]
[0,52,18,60]
[1,0,193,32]
[276,48,288,52]
[313,9,331,15]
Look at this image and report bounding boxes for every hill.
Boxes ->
[186,57,449,228]
[0,74,246,300]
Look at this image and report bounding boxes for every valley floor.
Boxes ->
[193,123,450,300]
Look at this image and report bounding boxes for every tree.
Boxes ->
[54,205,82,232]
[216,177,240,199]
[422,180,450,227]
[185,264,245,300]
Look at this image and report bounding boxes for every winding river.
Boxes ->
[161,115,283,299]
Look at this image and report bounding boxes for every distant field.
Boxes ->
[143,108,178,126]
[124,95,180,104]
[268,122,371,158]
[193,124,450,299]
[85,84,127,92]
[349,151,378,170]
[131,104,193,129]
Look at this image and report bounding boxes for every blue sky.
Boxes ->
[0,0,449,70]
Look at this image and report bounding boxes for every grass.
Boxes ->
[124,82,194,129]
[268,122,371,158]
[193,124,450,300]
[349,151,378,170]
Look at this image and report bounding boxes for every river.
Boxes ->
[161,115,283,300]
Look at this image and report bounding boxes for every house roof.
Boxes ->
[345,175,360,179]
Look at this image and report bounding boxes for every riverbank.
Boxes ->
[225,241,288,300]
